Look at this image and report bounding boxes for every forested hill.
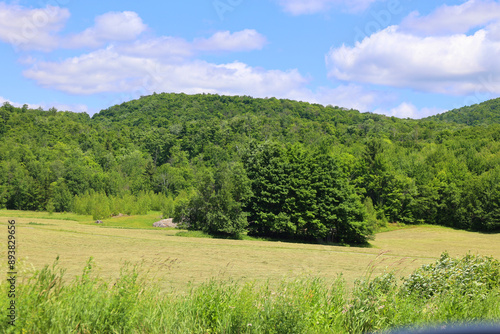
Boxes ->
[94,93,374,125]
[92,93,464,150]
[427,97,500,125]
[1,94,500,244]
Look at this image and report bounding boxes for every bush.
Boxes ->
[401,252,500,299]
[176,164,251,237]
[160,194,175,218]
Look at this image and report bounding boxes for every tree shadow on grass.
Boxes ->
[175,229,374,248]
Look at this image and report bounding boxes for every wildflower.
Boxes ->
[342,304,353,314]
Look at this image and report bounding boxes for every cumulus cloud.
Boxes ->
[4,2,406,114]
[22,26,278,99]
[0,96,88,113]
[194,29,267,52]
[1,2,277,104]
[23,47,308,99]
[0,96,29,108]
[0,3,69,51]
[117,29,267,60]
[0,4,147,51]
[65,11,147,48]
[0,3,265,54]
[288,83,392,112]
[50,103,89,113]
[400,0,500,36]
[24,47,155,94]
[24,42,393,114]
[327,27,497,94]
[277,0,378,15]
[373,102,445,119]
[23,37,390,112]
[0,96,44,110]
[326,0,500,96]
[2,2,281,105]
[116,36,193,61]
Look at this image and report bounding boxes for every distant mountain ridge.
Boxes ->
[427,97,500,125]
[94,92,500,127]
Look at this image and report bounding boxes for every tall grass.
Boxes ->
[1,253,499,333]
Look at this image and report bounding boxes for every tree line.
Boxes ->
[1,94,500,243]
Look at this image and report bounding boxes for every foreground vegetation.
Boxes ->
[1,253,499,333]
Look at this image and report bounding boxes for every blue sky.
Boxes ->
[1,0,500,118]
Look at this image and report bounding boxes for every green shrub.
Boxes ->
[401,252,500,299]
[161,194,175,218]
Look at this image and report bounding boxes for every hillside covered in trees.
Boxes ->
[428,97,500,126]
[1,94,500,243]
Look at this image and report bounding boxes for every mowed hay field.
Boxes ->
[1,210,500,291]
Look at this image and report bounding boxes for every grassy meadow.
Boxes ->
[1,209,500,289]
[1,210,500,333]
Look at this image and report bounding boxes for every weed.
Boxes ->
[1,253,499,333]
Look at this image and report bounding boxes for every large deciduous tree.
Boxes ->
[176,162,252,237]
[244,142,370,244]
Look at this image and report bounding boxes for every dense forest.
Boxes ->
[1,93,500,243]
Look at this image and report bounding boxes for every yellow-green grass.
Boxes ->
[0,209,93,222]
[1,211,499,291]
[0,209,165,229]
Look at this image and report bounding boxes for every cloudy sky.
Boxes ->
[1,0,500,118]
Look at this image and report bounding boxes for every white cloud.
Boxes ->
[116,36,193,60]
[50,103,89,113]
[22,25,278,99]
[0,4,146,51]
[24,47,154,94]
[3,1,296,107]
[116,29,267,60]
[0,4,264,54]
[194,29,267,52]
[0,96,31,108]
[277,0,378,15]
[288,83,393,112]
[327,4,500,96]
[0,96,45,109]
[22,39,391,112]
[0,3,69,51]
[23,47,308,99]
[400,0,500,36]
[65,11,147,48]
[2,3,274,103]
[487,20,500,40]
[374,102,445,119]
[77,29,268,67]
[325,0,500,99]
[0,96,88,113]
[4,2,433,115]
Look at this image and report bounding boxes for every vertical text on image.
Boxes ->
[7,220,17,326]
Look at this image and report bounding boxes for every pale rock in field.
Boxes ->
[153,218,177,228]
